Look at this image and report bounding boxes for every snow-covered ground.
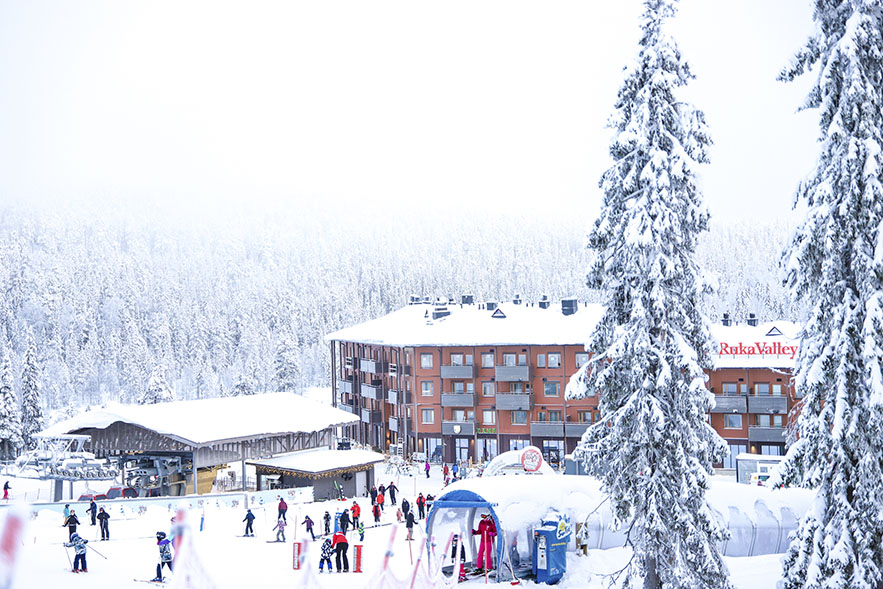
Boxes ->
[3,463,791,588]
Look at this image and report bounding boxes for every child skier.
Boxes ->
[323,511,331,535]
[372,503,381,524]
[153,531,173,582]
[65,532,88,573]
[318,537,334,573]
[243,509,255,536]
[272,518,287,542]
[357,520,365,542]
[302,514,316,541]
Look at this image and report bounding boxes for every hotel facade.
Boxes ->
[326,296,799,468]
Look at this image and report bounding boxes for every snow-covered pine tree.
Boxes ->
[565,1,729,586]
[772,2,883,587]
[0,349,22,460]
[273,336,301,393]
[231,369,256,396]
[139,365,176,405]
[20,338,44,451]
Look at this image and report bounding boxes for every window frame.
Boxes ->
[548,353,561,368]
[420,353,433,369]
[421,408,434,424]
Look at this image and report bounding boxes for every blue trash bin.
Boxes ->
[334,511,343,534]
[532,514,571,584]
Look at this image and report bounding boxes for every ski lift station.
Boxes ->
[428,453,815,583]
[247,448,384,500]
[35,392,358,501]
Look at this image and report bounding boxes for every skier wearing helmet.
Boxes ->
[152,531,174,582]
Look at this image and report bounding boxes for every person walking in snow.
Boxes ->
[318,537,334,573]
[357,520,365,542]
[63,510,80,540]
[388,481,398,505]
[87,499,98,526]
[3,481,9,501]
[369,485,377,505]
[301,514,316,541]
[243,509,255,536]
[339,509,351,534]
[406,509,416,540]
[372,503,381,524]
[416,493,426,520]
[273,518,287,542]
[472,513,497,574]
[425,460,430,478]
[376,491,385,512]
[323,511,331,536]
[65,532,88,573]
[153,531,173,582]
[350,501,360,529]
[332,530,349,572]
[97,507,110,540]
[277,496,288,522]
[443,463,449,479]
[401,497,411,520]
[452,462,459,480]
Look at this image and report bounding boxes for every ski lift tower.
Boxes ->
[11,434,119,501]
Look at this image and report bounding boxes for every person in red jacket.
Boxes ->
[372,503,381,524]
[472,514,497,573]
[351,501,361,528]
[332,530,349,572]
[277,497,288,522]
[376,491,385,512]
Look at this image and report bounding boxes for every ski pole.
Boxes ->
[63,545,72,570]
[87,544,108,559]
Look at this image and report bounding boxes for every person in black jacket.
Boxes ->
[323,511,331,536]
[402,497,411,520]
[387,481,398,505]
[369,485,377,505]
[243,509,256,536]
[338,509,351,534]
[405,509,415,540]
[87,499,98,525]
[63,510,80,540]
[96,507,110,540]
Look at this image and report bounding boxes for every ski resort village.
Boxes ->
[1,0,881,588]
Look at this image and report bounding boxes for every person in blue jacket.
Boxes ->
[65,532,88,573]
[152,531,173,582]
[243,509,255,536]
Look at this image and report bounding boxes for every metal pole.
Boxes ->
[192,449,199,495]
[241,441,247,493]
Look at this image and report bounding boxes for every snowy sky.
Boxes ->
[0,0,816,222]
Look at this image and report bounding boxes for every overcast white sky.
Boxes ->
[0,0,816,222]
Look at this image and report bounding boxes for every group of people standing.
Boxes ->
[62,500,110,542]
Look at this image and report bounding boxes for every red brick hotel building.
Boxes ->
[326,296,799,468]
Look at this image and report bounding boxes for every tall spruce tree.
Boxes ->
[773,2,883,587]
[138,365,176,405]
[566,1,729,586]
[0,349,22,461]
[273,336,301,393]
[20,339,44,451]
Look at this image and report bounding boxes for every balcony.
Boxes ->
[389,417,399,433]
[748,426,786,443]
[442,420,476,436]
[496,393,531,411]
[530,421,565,437]
[441,393,476,407]
[361,409,382,424]
[440,364,476,379]
[338,379,354,395]
[565,423,590,438]
[359,359,386,374]
[495,365,531,382]
[337,402,355,414]
[747,396,788,414]
[360,383,382,401]
[711,395,747,413]
[387,389,398,405]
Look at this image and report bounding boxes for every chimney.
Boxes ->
[486,301,498,312]
[722,312,731,327]
[461,294,474,305]
[512,294,522,305]
[561,298,577,316]
[747,313,758,327]
[538,295,550,309]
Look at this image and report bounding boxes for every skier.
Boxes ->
[97,507,110,540]
[376,491,385,512]
[425,460,430,479]
[277,496,287,522]
[369,485,377,505]
[405,509,415,540]
[378,484,386,499]
[443,463,449,479]
[2,481,9,501]
[332,530,349,572]
[425,493,435,514]
[301,514,316,541]
[243,509,255,536]
[372,503,381,524]
[323,511,331,536]
[416,493,426,519]
[87,499,98,526]
[472,513,497,574]
[452,462,459,480]
[65,532,88,573]
[452,534,467,581]
[153,531,173,582]
[318,536,334,573]
[339,509,351,534]
[350,501,360,529]
[401,497,411,520]
[63,509,80,540]
[272,518,286,542]
[63,504,70,520]
[357,520,365,542]
[388,481,398,505]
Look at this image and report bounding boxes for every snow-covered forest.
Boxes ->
[0,201,792,416]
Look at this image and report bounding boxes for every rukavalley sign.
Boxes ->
[718,341,798,360]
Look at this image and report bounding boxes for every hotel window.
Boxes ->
[465,354,473,366]
[511,411,528,425]
[549,410,562,422]
[511,383,525,393]
[578,411,592,423]
[772,384,783,396]
[452,381,474,394]
[536,411,546,422]
[421,408,434,424]
[722,383,738,396]
[421,381,433,396]
[452,409,473,421]
[450,354,463,366]
[420,353,433,369]
[482,410,496,425]
[482,382,495,397]
[536,354,546,368]
[518,354,527,366]
[481,353,494,368]
[544,381,560,397]
[757,415,784,428]
[724,414,743,429]
[575,353,589,368]
[740,383,748,394]
[503,353,516,366]
[761,445,783,456]
[548,353,561,368]
[755,383,770,395]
